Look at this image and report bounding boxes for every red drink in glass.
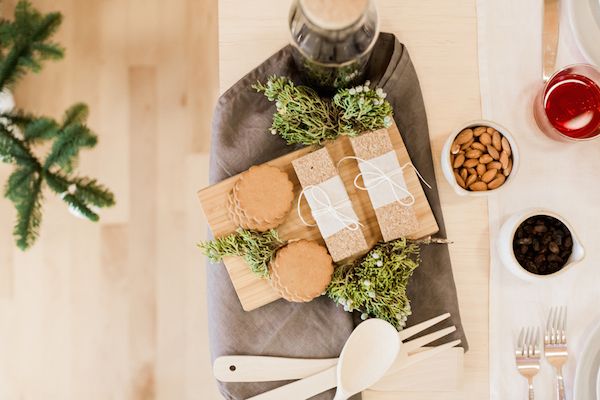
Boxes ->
[534,64,600,141]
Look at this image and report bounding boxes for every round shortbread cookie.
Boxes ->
[269,240,333,302]
[234,165,294,222]
[227,190,286,231]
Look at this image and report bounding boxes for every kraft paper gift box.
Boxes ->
[292,147,369,262]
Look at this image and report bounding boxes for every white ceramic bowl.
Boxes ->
[441,120,520,196]
[497,208,585,282]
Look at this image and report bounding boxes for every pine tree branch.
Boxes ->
[0,123,39,166]
[4,165,35,200]
[0,1,64,89]
[12,172,43,250]
[62,103,88,128]
[43,123,97,172]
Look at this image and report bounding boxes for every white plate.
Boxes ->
[596,367,600,400]
[574,318,600,399]
[568,0,600,65]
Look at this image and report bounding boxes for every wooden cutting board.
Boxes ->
[198,122,439,311]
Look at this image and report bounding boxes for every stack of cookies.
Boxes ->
[270,240,333,302]
[227,164,294,231]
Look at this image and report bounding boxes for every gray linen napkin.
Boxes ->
[208,33,468,400]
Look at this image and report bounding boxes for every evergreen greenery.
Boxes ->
[253,76,393,146]
[0,1,115,250]
[326,238,421,329]
[198,228,285,278]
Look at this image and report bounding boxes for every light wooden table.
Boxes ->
[218,0,490,399]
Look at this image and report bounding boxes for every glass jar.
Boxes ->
[289,0,379,93]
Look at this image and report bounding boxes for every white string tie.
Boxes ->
[297,185,362,231]
[337,156,432,207]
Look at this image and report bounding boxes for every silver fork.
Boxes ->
[516,326,541,400]
[545,306,568,400]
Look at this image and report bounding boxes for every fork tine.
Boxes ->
[403,326,456,353]
[545,307,553,344]
[524,327,532,357]
[517,327,526,355]
[561,306,567,343]
[398,313,451,341]
[533,327,540,356]
[551,307,559,344]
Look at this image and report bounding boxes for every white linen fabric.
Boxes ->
[477,1,600,399]
[357,151,411,208]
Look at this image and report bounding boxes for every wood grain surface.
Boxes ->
[0,0,221,399]
[218,0,489,399]
[198,122,439,311]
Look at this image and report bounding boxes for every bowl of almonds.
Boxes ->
[441,120,519,196]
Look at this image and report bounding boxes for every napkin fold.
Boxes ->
[208,33,467,400]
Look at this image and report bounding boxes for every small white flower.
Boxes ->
[362,280,371,287]
[355,86,363,93]
[349,88,356,95]
[364,80,371,87]
[376,88,384,97]
[347,299,353,306]
[343,305,350,312]
[368,291,376,298]
[362,85,369,92]
[358,97,365,105]
[270,128,277,135]
[376,260,383,267]
[381,92,388,99]
[275,101,282,108]
[361,313,368,320]
[372,252,380,259]
[68,184,77,194]
[383,116,392,127]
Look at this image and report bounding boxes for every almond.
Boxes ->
[479,154,493,164]
[460,168,468,181]
[460,139,475,151]
[455,128,474,145]
[503,158,513,177]
[469,181,488,191]
[486,127,495,134]
[465,173,477,187]
[486,145,500,160]
[480,132,492,145]
[488,174,506,190]
[454,171,466,188]
[488,161,502,170]
[471,142,486,151]
[492,131,502,151]
[500,150,509,170]
[463,158,479,168]
[466,149,483,159]
[476,163,486,176]
[501,137,512,155]
[473,126,487,137]
[481,169,497,183]
[453,153,465,168]
[467,167,477,175]
[451,142,461,154]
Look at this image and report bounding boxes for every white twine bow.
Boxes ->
[297,184,363,231]
[337,156,432,207]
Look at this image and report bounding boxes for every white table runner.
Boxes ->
[477,0,600,398]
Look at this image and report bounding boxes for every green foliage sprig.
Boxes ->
[198,228,285,278]
[326,238,420,329]
[253,76,393,146]
[0,1,115,250]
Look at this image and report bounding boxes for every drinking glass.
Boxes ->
[533,64,600,141]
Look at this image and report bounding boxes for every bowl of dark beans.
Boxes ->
[498,209,585,281]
